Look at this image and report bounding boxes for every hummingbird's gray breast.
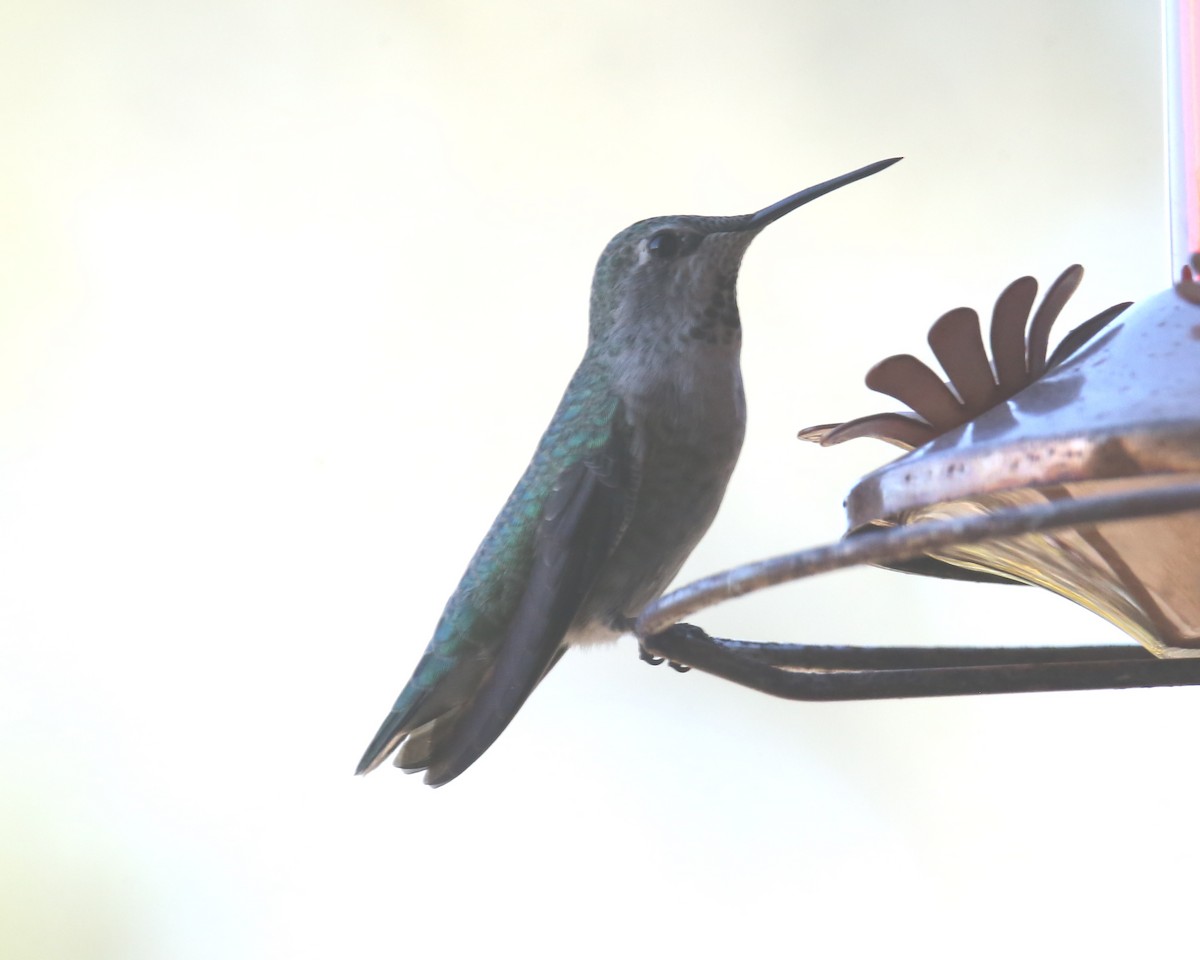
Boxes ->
[570,346,746,640]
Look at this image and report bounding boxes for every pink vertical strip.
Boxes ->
[1165,0,1200,274]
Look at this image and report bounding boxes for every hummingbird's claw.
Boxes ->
[638,642,665,666]
[639,623,702,671]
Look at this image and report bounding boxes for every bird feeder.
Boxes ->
[634,0,1200,697]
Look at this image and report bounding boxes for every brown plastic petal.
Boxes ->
[927,307,996,411]
[990,275,1038,391]
[1027,265,1083,377]
[1045,301,1132,370]
[796,423,838,443]
[865,354,964,431]
[804,412,938,450]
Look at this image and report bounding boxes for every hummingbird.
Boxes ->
[357,157,900,786]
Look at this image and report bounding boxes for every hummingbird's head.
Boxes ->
[587,158,901,351]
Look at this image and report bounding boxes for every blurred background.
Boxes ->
[0,1,1185,957]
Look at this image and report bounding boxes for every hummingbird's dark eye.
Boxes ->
[647,230,683,259]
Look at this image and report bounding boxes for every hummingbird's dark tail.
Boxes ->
[354,709,455,779]
[357,415,633,785]
[354,644,567,786]
[354,715,414,777]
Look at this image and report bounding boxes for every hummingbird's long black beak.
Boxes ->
[744,157,902,231]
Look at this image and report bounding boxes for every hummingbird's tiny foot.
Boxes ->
[633,618,670,665]
[640,622,706,670]
[638,643,665,666]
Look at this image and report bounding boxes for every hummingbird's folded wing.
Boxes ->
[415,420,637,785]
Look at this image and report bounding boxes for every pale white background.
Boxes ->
[1,2,1188,958]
